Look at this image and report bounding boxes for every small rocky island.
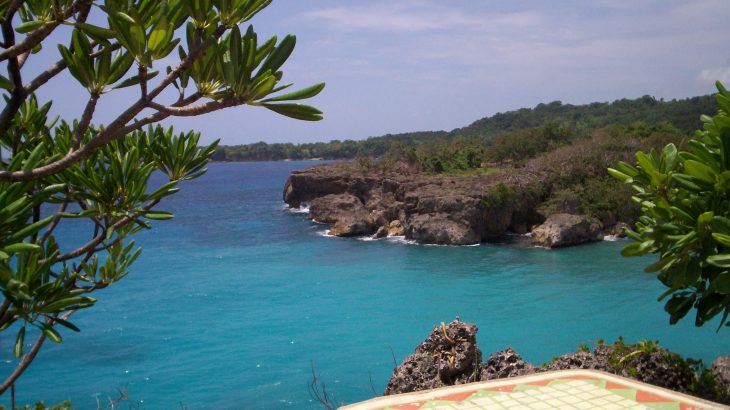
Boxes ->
[283,161,626,248]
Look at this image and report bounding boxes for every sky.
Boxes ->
[29,0,730,145]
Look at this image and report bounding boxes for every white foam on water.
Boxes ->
[285,203,310,214]
[603,234,621,242]
[386,235,418,245]
[356,235,378,241]
[315,229,334,237]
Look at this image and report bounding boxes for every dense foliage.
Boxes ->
[0,0,323,401]
[610,82,730,329]
[213,94,713,162]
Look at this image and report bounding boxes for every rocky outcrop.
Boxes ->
[480,348,536,380]
[531,213,603,248]
[385,320,730,404]
[387,220,405,236]
[309,193,376,236]
[384,320,481,395]
[283,162,545,244]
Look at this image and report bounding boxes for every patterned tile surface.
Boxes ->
[341,370,728,410]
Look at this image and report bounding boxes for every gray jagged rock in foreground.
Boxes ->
[479,348,536,380]
[713,356,730,397]
[384,320,481,395]
[384,320,730,405]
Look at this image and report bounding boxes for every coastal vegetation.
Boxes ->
[0,0,323,404]
[212,94,712,162]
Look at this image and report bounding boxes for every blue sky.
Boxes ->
[33,0,730,145]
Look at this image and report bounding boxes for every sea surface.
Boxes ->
[2,161,729,409]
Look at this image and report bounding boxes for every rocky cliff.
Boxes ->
[283,162,623,247]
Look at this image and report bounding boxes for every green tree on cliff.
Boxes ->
[610,81,730,330]
[0,0,324,398]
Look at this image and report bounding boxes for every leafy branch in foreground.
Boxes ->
[610,81,730,329]
[0,0,324,397]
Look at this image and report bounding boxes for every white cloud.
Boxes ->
[699,67,730,84]
[301,2,541,33]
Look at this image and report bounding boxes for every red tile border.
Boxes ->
[434,391,476,402]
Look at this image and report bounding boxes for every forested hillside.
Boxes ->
[212,94,714,162]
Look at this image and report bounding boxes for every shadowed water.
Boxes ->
[2,161,728,409]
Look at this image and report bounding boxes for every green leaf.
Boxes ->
[8,215,54,242]
[607,167,631,182]
[41,296,96,313]
[707,254,730,268]
[1,242,42,253]
[115,11,136,25]
[15,21,44,34]
[42,326,62,343]
[684,160,717,183]
[142,210,174,220]
[672,173,703,191]
[259,34,296,74]
[262,82,326,102]
[643,256,676,273]
[0,74,14,91]
[713,233,730,247]
[661,143,678,172]
[712,216,730,235]
[262,103,323,121]
[635,151,657,174]
[148,15,171,58]
[53,317,81,332]
[113,70,159,89]
[713,272,730,293]
[14,327,25,358]
[664,294,694,324]
[76,23,116,40]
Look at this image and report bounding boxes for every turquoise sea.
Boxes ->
[1,161,729,409]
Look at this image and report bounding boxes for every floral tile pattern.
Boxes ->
[341,370,727,410]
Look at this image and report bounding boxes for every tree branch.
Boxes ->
[0,0,84,63]
[115,93,202,136]
[0,312,74,395]
[21,7,101,96]
[71,93,100,150]
[0,25,227,182]
[52,199,160,263]
[146,96,246,117]
[38,200,69,245]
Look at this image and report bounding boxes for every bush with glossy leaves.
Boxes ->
[609,81,730,330]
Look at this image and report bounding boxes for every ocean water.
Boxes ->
[2,161,729,409]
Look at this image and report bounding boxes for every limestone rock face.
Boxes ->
[605,221,630,237]
[480,348,537,380]
[531,213,603,248]
[282,162,546,245]
[387,220,405,236]
[406,214,481,245]
[309,193,375,237]
[384,320,481,395]
[374,225,388,238]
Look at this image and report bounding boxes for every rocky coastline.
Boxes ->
[282,162,628,247]
[384,320,730,405]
